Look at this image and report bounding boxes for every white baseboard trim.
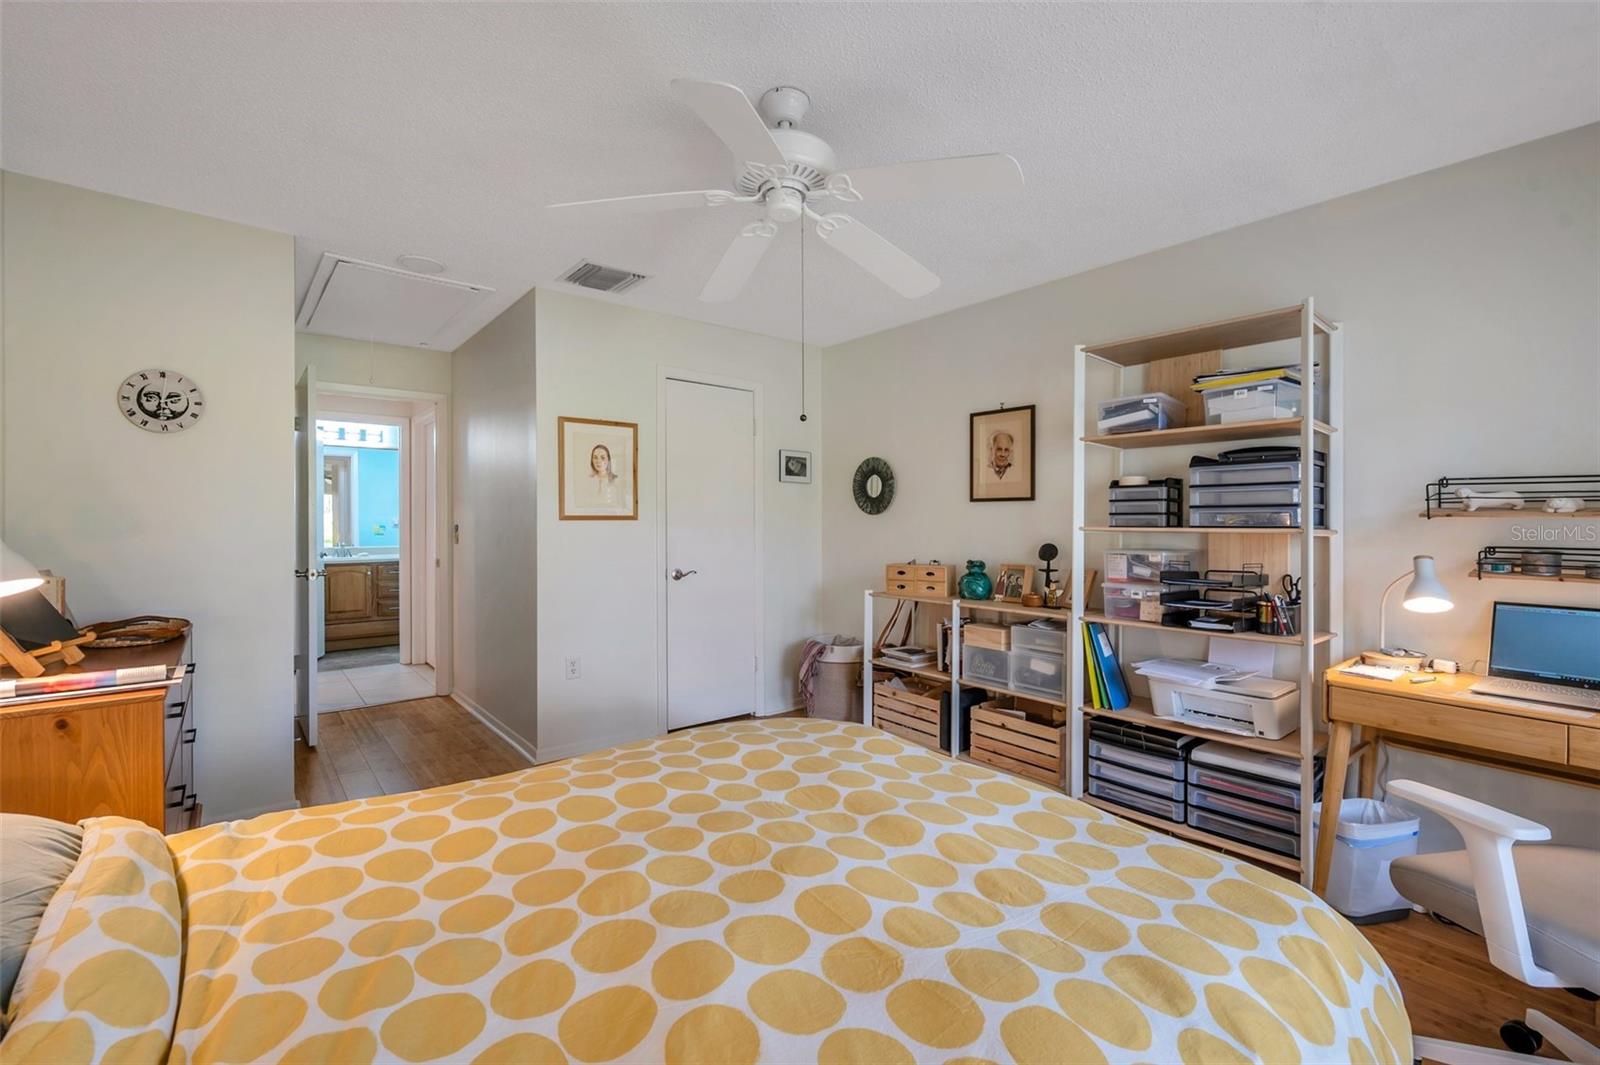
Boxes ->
[451,691,537,765]
[203,796,300,826]
[536,729,658,764]
[754,705,805,718]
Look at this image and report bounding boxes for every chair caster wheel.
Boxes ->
[1500,1019,1544,1055]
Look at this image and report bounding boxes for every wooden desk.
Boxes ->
[1315,658,1600,895]
[0,635,198,831]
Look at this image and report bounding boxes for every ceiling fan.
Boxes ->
[549,80,1023,302]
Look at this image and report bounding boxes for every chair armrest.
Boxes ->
[1385,778,1561,988]
[1386,779,1551,842]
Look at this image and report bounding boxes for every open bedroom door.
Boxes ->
[293,366,323,748]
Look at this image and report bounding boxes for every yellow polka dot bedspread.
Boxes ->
[0,720,1411,1064]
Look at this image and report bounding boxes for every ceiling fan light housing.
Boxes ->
[764,184,806,224]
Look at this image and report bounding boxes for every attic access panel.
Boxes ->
[297,254,493,349]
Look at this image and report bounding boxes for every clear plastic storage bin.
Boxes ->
[1188,460,1324,487]
[1188,786,1298,833]
[1189,483,1324,508]
[961,645,1010,687]
[1202,379,1302,424]
[1011,623,1069,655]
[1088,777,1184,822]
[1102,581,1166,621]
[1089,758,1187,801]
[1105,549,1202,582]
[1109,513,1183,528]
[1096,392,1185,435]
[1188,807,1300,857]
[1010,650,1066,699]
[1189,505,1326,528]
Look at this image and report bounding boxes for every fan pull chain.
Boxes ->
[799,225,808,422]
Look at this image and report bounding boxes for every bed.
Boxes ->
[1,719,1411,1064]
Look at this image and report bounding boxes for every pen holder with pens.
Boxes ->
[1258,598,1300,636]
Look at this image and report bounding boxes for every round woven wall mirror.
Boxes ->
[852,457,895,515]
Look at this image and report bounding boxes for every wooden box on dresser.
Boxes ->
[0,634,198,833]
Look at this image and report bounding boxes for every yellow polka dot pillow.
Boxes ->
[151,720,1411,1064]
[1,817,180,1065]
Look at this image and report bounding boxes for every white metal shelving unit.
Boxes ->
[1069,300,1345,886]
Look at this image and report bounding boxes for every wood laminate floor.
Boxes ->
[295,696,530,805]
[292,702,1598,1056]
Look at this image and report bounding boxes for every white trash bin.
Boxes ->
[1312,798,1420,923]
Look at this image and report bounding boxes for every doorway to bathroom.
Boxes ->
[294,382,449,742]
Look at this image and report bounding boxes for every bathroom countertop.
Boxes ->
[322,555,400,565]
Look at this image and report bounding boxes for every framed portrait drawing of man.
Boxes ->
[970,405,1035,502]
[559,416,638,520]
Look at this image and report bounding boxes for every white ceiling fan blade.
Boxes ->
[828,153,1023,203]
[812,212,940,299]
[700,223,777,302]
[671,79,787,170]
[547,189,746,216]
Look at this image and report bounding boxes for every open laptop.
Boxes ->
[1470,601,1600,710]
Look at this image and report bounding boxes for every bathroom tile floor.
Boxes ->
[316,662,435,711]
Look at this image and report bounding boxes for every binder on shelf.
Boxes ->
[1081,622,1105,709]
[1088,622,1131,710]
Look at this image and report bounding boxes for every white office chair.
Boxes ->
[1385,780,1600,1065]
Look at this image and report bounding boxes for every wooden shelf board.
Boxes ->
[957,679,1068,709]
[1420,509,1600,520]
[871,591,957,606]
[1082,305,1335,367]
[1078,795,1302,873]
[869,659,951,684]
[1081,526,1337,538]
[1080,613,1335,646]
[958,600,1074,621]
[1081,701,1323,758]
[1083,419,1335,450]
[1466,570,1600,585]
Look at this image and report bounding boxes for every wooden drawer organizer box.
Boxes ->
[884,563,953,599]
[968,695,1066,786]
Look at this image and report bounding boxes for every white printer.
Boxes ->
[1146,674,1299,740]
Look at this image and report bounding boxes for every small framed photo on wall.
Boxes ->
[779,450,812,484]
[970,404,1035,502]
[559,416,638,520]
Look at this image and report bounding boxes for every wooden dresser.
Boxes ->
[0,635,198,833]
[325,560,400,651]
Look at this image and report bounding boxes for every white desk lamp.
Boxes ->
[0,541,49,677]
[1362,554,1453,670]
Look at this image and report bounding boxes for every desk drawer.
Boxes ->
[1329,686,1567,764]
[1570,727,1600,771]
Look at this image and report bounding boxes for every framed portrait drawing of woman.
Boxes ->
[970,405,1035,502]
[559,416,638,520]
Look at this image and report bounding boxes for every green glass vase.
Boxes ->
[959,560,993,600]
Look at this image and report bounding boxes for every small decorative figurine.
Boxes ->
[1456,488,1525,511]
[1544,496,1582,513]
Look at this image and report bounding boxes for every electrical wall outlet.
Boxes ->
[564,657,581,680]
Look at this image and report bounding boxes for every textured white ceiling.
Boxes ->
[4,2,1596,349]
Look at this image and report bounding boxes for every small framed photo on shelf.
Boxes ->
[779,449,812,484]
[970,405,1035,502]
[993,563,1036,603]
[558,416,638,520]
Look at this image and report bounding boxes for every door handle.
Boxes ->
[670,569,699,581]
[294,569,326,580]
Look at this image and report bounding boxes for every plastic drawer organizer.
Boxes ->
[1010,650,1066,700]
[1105,549,1202,583]
[1088,777,1185,822]
[1010,623,1069,655]
[1096,392,1185,435]
[961,645,1011,687]
[1189,483,1325,509]
[1187,458,1324,487]
[1190,506,1326,529]
[1187,808,1301,858]
[1089,757,1186,801]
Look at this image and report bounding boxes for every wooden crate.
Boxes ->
[969,699,1066,785]
[885,564,952,597]
[872,676,944,750]
[962,621,1011,650]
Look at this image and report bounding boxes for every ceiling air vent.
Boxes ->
[560,260,649,294]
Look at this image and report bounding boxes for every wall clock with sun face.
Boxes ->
[117,369,204,433]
